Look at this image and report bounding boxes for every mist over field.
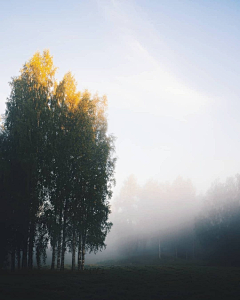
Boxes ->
[85,173,240,266]
[85,175,199,263]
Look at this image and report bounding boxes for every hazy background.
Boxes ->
[1,0,240,263]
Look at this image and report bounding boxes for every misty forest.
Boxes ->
[3,0,240,298]
[108,174,240,265]
[2,52,240,299]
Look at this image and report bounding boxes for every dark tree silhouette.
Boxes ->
[0,51,116,270]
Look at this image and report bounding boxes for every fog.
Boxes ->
[84,174,240,265]
[85,175,199,263]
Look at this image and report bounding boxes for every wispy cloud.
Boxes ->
[97,0,212,121]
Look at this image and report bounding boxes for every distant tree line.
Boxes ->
[195,175,240,265]
[110,175,240,266]
[110,175,198,260]
[0,51,116,271]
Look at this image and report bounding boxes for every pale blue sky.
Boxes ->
[1,0,240,194]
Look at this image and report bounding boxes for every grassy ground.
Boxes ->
[1,262,240,299]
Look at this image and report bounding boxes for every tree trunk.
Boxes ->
[57,209,62,270]
[81,234,86,271]
[51,212,57,270]
[60,231,66,271]
[22,238,28,269]
[60,203,67,271]
[81,244,85,271]
[78,233,82,271]
[36,248,41,270]
[11,249,15,272]
[51,237,56,270]
[28,221,35,269]
[72,230,76,271]
[56,240,61,270]
[17,247,21,270]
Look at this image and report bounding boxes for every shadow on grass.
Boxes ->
[1,260,240,300]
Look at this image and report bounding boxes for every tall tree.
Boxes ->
[3,50,57,269]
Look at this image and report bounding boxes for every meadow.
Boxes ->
[1,260,240,300]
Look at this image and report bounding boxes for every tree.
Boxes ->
[2,50,57,269]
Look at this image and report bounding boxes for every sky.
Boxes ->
[1,0,240,195]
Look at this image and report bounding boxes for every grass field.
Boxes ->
[1,261,240,299]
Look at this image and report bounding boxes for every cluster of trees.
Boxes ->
[0,51,116,271]
[196,175,240,265]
